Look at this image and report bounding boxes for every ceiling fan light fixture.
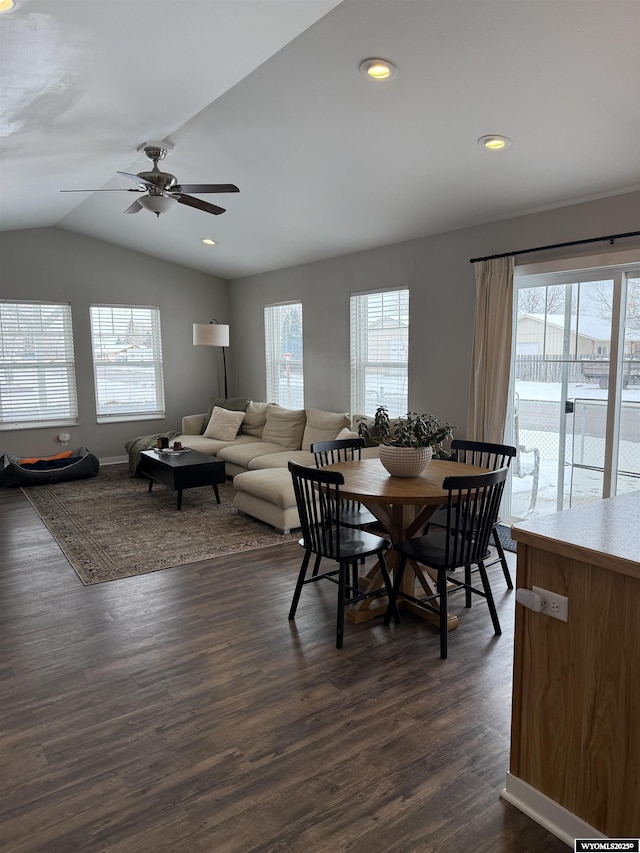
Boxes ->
[478,134,512,151]
[0,0,16,12]
[139,194,178,216]
[359,58,397,80]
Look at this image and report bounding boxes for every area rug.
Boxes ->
[21,464,297,585]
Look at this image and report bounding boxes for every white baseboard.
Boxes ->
[501,773,606,847]
[99,455,128,466]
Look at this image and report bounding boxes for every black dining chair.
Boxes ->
[384,467,508,659]
[288,460,397,649]
[426,439,517,591]
[311,438,378,529]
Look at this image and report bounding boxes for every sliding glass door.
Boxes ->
[506,261,640,521]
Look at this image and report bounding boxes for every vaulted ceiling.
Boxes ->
[1,0,639,279]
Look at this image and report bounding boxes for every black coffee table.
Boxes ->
[139,449,225,510]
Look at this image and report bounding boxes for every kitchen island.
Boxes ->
[503,490,640,843]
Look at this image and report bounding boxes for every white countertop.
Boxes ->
[511,490,640,579]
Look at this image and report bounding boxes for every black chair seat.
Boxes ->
[337,505,378,528]
[297,527,388,562]
[394,529,450,566]
[395,530,491,568]
[426,507,447,528]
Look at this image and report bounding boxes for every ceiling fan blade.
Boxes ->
[123,200,143,215]
[117,171,154,188]
[174,183,239,194]
[60,188,143,193]
[176,194,226,215]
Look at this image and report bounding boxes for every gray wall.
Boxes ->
[0,228,229,460]
[229,190,640,438]
[1,191,638,460]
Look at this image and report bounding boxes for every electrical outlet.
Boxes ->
[532,586,568,622]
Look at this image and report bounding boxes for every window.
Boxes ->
[0,300,78,429]
[508,255,640,521]
[90,305,165,422]
[264,302,303,408]
[350,288,409,417]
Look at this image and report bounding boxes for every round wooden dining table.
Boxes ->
[324,456,488,629]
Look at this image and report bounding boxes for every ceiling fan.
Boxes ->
[61,143,239,217]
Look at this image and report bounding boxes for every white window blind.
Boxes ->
[264,302,304,408]
[350,288,409,417]
[0,300,78,429]
[90,304,165,423]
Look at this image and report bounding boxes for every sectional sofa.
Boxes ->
[173,401,378,533]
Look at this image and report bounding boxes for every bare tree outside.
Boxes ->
[517,285,566,316]
[591,278,640,333]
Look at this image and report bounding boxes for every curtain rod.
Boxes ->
[469,230,640,264]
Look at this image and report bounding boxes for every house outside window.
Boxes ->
[264,302,303,408]
[90,304,165,423]
[350,288,409,417]
[0,300,78,429]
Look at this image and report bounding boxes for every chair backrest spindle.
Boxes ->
[451,438,517,473]
[312,437,365,469]
[443,467,509,567]
[289,460,344,560]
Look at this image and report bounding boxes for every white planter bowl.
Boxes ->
[378,445,433,477]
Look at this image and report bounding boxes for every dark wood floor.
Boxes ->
[1,487,569,853]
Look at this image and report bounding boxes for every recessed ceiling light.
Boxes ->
[202,238,216,246]
[0,0,16,12]
[359,58,397,80]
[478,134,512,151]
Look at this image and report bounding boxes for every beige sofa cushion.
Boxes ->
[203,406,245,441]
[261,405,306,450]
[248,450,315,470]
[175,433,255,456]
[182,413,207,435]
[233,469,296,509]
[216,441,287,469]
[301,408,351,451]
[233,490,300,534]
[241,401,269,438]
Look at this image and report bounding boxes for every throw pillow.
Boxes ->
[241,401,270,438]
[203,406,246,441]
[200,396,248,434]
[261,404,306,450]
[301,408,351,451]
[335,427,360,440]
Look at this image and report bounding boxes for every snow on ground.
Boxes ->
[507,380,640,520]
[515,380,640,402]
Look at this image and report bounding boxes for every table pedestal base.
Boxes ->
[346,598,459,631]
[346,554,459,631]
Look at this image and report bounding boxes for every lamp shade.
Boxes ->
[193,323,229,347]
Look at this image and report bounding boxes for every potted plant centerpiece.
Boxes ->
[358,406,454,477]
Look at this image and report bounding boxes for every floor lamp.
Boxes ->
[193,319,229,399]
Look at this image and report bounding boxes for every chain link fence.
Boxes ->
[515,396,640,515]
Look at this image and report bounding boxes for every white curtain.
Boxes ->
[466,256,514,444]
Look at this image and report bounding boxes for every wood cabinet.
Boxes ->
[506,491,640,839]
